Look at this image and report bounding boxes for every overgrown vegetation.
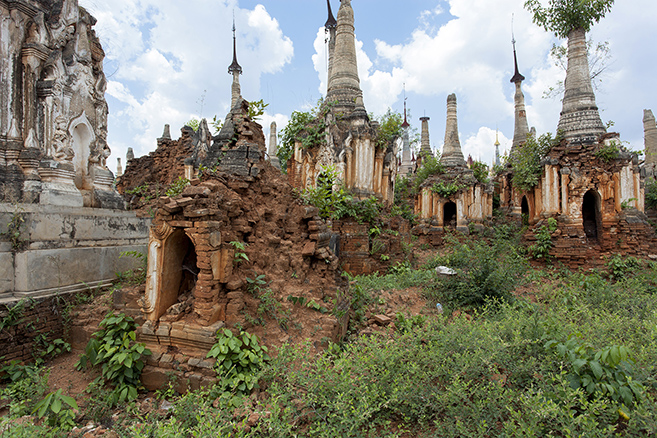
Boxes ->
[278,98,335,172]
[76,312,151,405]
[299,165,382,224]
[373,108,404,150]
[1,206,27,252]
[206,329,269,396]
[524,0,615,38]
[508,132,557,192]
[530,217,558,260]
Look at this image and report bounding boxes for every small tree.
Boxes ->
[524,0,615,38]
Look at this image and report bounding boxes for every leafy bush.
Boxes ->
[595,141,621,163]
[431,179,466,197]
[77,312,151,405]
[470,160,490,184]
[33,389,78,430]
[413,155,444,193]
[0,362,49,417]
[509,132,555,192]
[206,329,269,395]
[300,165,383,223]
[374,108,403,150]
[606,254,642,281]
[545,336,643,407]
[529,217,558,260]
[426,236,527,310]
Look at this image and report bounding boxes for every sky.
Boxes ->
[77,0,657,175]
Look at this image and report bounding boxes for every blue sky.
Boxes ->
[78,0,657,175]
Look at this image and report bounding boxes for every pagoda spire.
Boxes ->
[510,34,530,152]
[228,16,242,107]
[400,93,412,175]
[325,0,365,115]
[325,0,337,29]
[494,128,501,166]
[440,94,466,167]
[557,27,605,142]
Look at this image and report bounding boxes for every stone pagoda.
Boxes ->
[286,0,398,203]
[513,23,655,264]
[415,94,492,234]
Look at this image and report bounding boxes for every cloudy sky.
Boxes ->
[77,0,657,175]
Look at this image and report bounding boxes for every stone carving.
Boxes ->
[52,116,74,162]
[0,0,122,208]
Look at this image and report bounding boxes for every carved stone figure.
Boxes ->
[52,116,74,162]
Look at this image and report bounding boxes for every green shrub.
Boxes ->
[426,237,527,310]
[76,312,151,405]
[606,254,642,281]
[206,329,269,395]
[32,389,78,430]
[0,362,49,417]
[529,217,557,260]
[545,336,643,407]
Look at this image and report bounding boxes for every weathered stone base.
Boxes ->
[0,204,150,296]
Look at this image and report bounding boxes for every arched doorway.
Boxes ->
[521,196,530,226]
[154,230,198,320]
[582,190,600,240]
[444,201,457,229]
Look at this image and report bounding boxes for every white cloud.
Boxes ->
[462,127,511,167]
[79,0,294,174]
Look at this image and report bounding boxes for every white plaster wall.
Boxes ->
[354,138,374,193]
[619,165,635,206]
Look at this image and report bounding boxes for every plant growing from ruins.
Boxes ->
[230,241,249,264]
[206,328,269,395]
[246,273,267,294]
[1,207,27,252]
[431,179,467,198]
[374,108,404,150]
[470,160,490,184]
[620,198,637,210]
[646,179,657,210]
[509,132,556,192]
[76,312,151,405]
[247,99,269,121]
[595,141,621,163]
[165,176,190,197]
[117,250,147,284]
[524,0,615,39]
[278,98,336,172]
[530,217,558,260]
[413,155,445,194]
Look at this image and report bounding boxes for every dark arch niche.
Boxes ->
[444,201,457,229]
[156,229,198,320]
[521,196,530,225]
[582,189,600,240]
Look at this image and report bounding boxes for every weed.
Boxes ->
[206,329,269,395]
[530,217,558,260]
[230,241,249,264]
[32,388,78,430]
[77,312,151,405]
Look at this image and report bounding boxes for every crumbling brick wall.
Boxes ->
[0,295,72,364]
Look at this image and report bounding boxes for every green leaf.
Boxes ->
[589,360,603,380]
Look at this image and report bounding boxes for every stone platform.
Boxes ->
[0,203,150,299]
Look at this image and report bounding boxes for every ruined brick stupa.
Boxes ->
[504,26,655,263]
